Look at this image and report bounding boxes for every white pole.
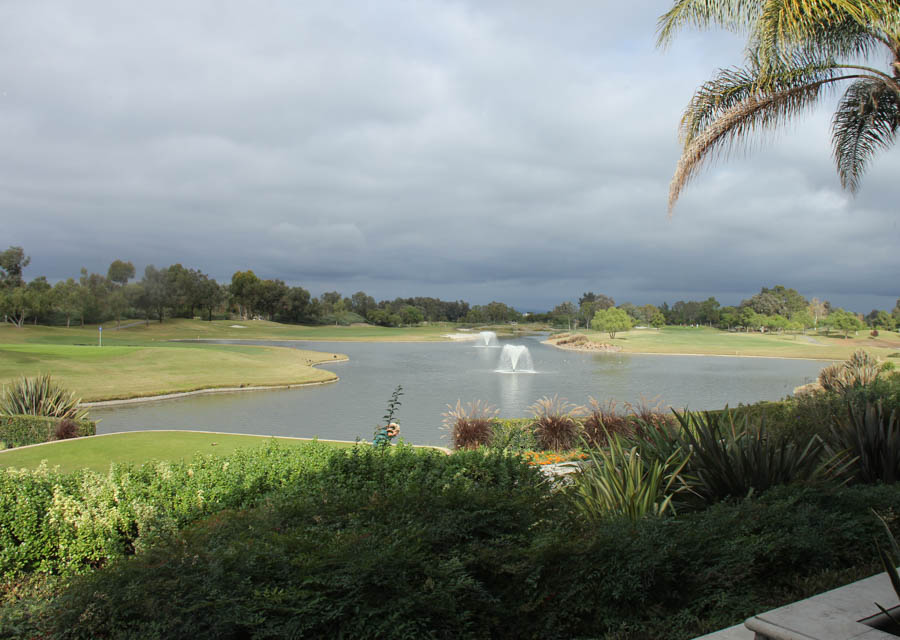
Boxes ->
[99,326,102,347]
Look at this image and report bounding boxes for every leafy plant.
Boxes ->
[0,374,88,421]
[373,384,403,447]
[572,432,691,521]
[488,418,537,453]
[819,350,884,393]
[529,395,584,451]
[442,399,498,450]
[830,401,900,484]
[628,409,850,507]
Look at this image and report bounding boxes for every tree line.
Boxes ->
[1,247,897,335]
[0,247,477,329]
[545,285,900,338]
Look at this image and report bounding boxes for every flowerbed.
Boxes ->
[523,449,588,465]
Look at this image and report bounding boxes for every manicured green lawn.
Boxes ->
[0,318,465,346]
[579,326,900,361]
[0,342,344,401]
[0,431,361,473]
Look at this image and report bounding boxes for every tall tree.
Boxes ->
[107,260,136,286]
[0,246,30,288]
[660,1,900,213]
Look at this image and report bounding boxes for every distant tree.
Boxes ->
[0,246,30,288]
[141,265,169,323]
[277,286,314,324]
[618,302,639,323]
[107,260,136,286]
[399,305,424,326]
[107,289,129,327]
[552,302,577,330]
[78,268,110,325]
[591,307,633,339]
[196,275,224,321]
[230,270,261,320]
[808,298,828,329]
[744,286,808,318]
[52,279,81,328]
[26,276,53,325]
[350,291,376,318]
[893,298,900,323]
[719,306,740,329]
[791,310,815,332]
[698,297,720,326]
[638,304,661,326]
[650,310,666,330]
[319,291,343,315]
[579,292,614,310]
[740,307,761,331]
[824,308,864,338]
[256,279,289,321]
[0,286,28,327]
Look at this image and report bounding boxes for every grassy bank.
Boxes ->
[575,325,900,361]
[0,318,470,346]
[0,431,361,473]
[0,341,344,401]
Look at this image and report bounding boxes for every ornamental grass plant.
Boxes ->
[571,431,691,521]
[442,399,498,450]
[529,395,584,451]
[0,374,88,421]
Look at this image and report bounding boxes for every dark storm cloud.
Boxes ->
[1,1,897,312]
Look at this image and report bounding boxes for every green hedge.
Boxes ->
[35,478,900,640]
[0,415,96,449]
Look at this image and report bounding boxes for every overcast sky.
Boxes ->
[2,1,897,313]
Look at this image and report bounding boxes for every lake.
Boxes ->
[92,335,827,446]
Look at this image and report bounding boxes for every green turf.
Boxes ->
[0,341,345,402]
[576,326,900,361]
[0,431,362,473]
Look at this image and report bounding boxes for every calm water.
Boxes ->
[92,335,827,446]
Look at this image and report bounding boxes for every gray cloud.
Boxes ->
[2,1,897,312]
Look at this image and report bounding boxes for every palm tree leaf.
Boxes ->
[657,0,895,47]
[670,74,832,213]
[832,79,899,191]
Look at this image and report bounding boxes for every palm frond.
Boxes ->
[670,73,834,213]
[657,0,768,47]
[657,0,895,47]
[832,78,899,191]
[680,52,837,145]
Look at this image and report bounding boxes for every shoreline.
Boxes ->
[541,339,836,363]
[81,356,348,407]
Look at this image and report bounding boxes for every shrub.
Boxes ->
[829,400,900,484]
[529,395,584,451]
[629,409,848,507]
[582,398,631,447]
[572,432,691,521]
[442,399,498,450]
[0,415,95,449]
[53,419,79,441]
[819,350,883,393]
[489,418,536,452]
[0,440,339,577]
[37,482,900,640]
[0,374,88,421]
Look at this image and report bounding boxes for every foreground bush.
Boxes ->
[36,483,900,639]
[0,415,95,449]
[0,440,338,577]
